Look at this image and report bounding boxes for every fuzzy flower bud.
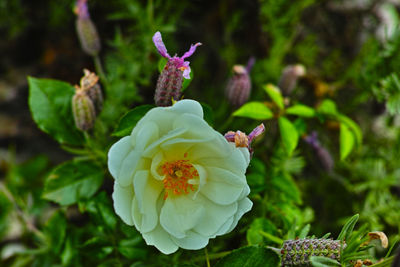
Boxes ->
[152,31,201,106]
[278,64,306,96]
[75,0,101,56]
[304,132,334,172]
[80,69,103,114]
[281,239,344,266]
[225,58,255,107]
[72,87,96,131]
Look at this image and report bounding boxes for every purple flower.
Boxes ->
[153,31,201,79]
[75,0,89,20]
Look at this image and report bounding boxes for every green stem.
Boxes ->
[259,230,284,245]
[192,251,231,262]
[204,248,211,267]
[94,55,107,84]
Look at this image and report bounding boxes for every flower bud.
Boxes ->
[154,61,183,106]
[281,239,344,266]
[72,88,96,131]
[152,31,201,107]
[80,69,103,114]
[75,0,101,56]
[278,64,306,96]
[225,65,251,107]
[225,124,265,156]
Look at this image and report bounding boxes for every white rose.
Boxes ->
[108,99,252,254]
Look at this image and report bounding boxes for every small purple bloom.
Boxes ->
[152,31,201,79]
[75,0,90,20]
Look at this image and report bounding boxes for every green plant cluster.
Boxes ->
[1,0,400,266]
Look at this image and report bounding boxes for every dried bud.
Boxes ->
[224,124,265,156]
[154,61,184,106]
[75,0,101,56]
[225,65,251,107]
[72,88,96,131]
[281,239,344,267]
[278,64,306,96]
[362,232,388,248]
[80,69,103,114]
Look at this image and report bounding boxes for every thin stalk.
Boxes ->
[259,230,284,245]
[94,55,107,84]
[204,248,211,267]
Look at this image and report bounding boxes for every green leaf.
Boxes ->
[158,57,168,73]
[264,84,284,109]
[247,218,278,245]
[317,99,338,115]
[182,69,193,92]
[44,211,67,253]
[233,102,274,120]
[337,114,362,147]
[28,77,84,145]
[298,224,310,239]
[0,191,12,238]
[80,191,117,229]
[112,105,154,137]
[337,214,359,241]
[278,117,299,155]
[310,256,341,267]
[340,123,355,160]
[286,104,315,117]
[43,160,104,205]
[200,102,214,126]
[118,238,147,260]
[215,246,280,267]
[272,174,302,204]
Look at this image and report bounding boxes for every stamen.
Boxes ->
[160,158,199,200]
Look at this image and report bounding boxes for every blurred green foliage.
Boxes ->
[1,0,400,266]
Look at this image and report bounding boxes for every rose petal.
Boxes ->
[200,180,243,205]
[150,151,165,181]
[197,143,249,176]
[112,182,134,226]
[214,216,234,237]
[169,99,203,118]
[192,194,238,237]
[133,170,163,233]
[226,197,253,233]
[108,136,132,179]
[160,195,205,239]
[142,223,179,255]
[170,230,209,250]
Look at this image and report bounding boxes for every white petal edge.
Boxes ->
[108,136,132,179]
[142,223,179,254]
[112,182,134,226]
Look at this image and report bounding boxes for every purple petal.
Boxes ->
[152,31,170,59]
[181,42,202,60]
[248,124,265,142]
[181,61,191,79]
[182,66,191,79]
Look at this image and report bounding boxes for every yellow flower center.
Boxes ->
[160,155,198,200]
